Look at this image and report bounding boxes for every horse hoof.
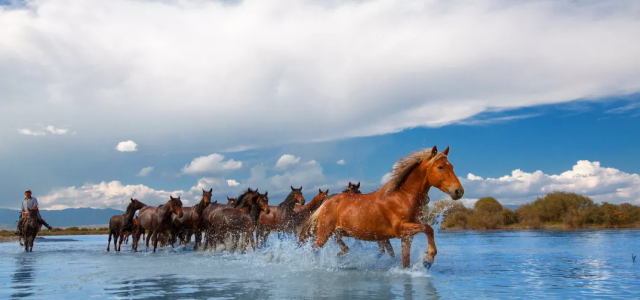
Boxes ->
[423,261,432,269]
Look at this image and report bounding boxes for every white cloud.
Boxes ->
[275,154,301,169]
[45,125,68,135]
[116,140,137,152]
[461,160,640,205]
[17,125,68,136]
[227,179,240,187]
[136,166,154,177]
[181,153,242,175]
[40,181,185,210]
[17,129,46,136]
[3,0,640,152]
[337,159,345,165]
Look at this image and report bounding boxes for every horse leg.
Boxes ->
[107,231,112,252]
[145,230,152,248]
[376,241,386,258]
[399,222,436,268]
[384,240,396,258]
[118,232,125,252]
[194,229,201,250]
[113,232,120,252]
[401,236,413,268]
[334,230,350,256]
[152,230,158,253]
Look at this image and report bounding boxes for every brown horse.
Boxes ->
[172,188,212,249]
[257,186,305,244]
[203,188,258,250]
[209,191,270,252]
[107,198,147,252]
[137,196,184,252]
[300,146,463,269]
[21,207,41,252]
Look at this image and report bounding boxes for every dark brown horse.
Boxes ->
[257,186,305,244]
[300,146,464,269]
[21,207,41,252]
[107,198,147,252]
[137,196,184,252]
[202,188,258,250]
[209,191,270,252]
[172,188,212,249]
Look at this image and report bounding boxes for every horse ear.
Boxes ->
[202,189,205,193]
[291,186,294,191]
[264,191,268,196]
[299,186,303,191]
[431,145,438,157]
[209,188,213,193]
[131,198,134,202]
[325,189,329,194]
[170,195,174,200]
[443,146,450,156]
[356,182,360,188]
[319,188,322,194]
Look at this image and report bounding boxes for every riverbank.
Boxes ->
[0,228,109,238]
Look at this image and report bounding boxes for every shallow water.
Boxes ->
[1,230,639,299]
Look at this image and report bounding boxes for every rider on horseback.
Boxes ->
[15,190,53,236]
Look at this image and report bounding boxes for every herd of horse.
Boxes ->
[31,146,464,269]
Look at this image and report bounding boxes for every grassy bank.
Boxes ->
[424,191,640,230]
[0,227,109,237]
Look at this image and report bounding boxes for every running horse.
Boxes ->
[202,188,258,250]
[172,189,212,249]
[300,146,463,268]
[257,186,306,245]
[209,191,270,252]
[137,196,184,252]
[21,207,42,252]
[107,198,147,252]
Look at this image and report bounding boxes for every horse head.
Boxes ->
[168,196,184,218]
[290,186,305,205]
[202,188,213,206]
[424,146,464,200]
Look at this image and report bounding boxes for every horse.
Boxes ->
[172,189,212,249]
[202,188,258,250]
[137,196,184,252]
[107,198,147,252]
[209,191,270,252]
[257,186,306,245]
[21,207,41,252]
[300,146,463,269]
[130,216,143,250]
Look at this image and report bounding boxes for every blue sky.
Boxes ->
[1,0,640,209]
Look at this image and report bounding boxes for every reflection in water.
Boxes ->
[11,255,36,299]
[105,275,272,300]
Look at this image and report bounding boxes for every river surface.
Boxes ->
[1,230,639,299]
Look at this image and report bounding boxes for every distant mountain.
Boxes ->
[0,208,124,229]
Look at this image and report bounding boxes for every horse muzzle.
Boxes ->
[449,187,464,200]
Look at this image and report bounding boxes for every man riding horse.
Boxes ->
[15,190,53,236]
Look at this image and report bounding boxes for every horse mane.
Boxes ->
[124,200,135,214]
[231,189,253,209]
[278,191,299,210]
[380,150,446,196]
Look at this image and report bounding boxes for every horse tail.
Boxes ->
[298,206,322,242]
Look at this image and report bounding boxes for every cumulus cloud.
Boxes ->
[116,140,137,152]
[45,125,68,135]
[3,0,640,152]
[463,160,640,205]
[275,154,301,169]
[17,129,46,136]
[337,159,345,165]
[181,153,242,175]
[17,125,68,136]
[227,179,240,186]
[136,166,154,177]
[40,181,185,210]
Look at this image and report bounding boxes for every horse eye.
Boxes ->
[437,166,444,170]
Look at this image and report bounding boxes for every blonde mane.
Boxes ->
[380,150,447,196]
